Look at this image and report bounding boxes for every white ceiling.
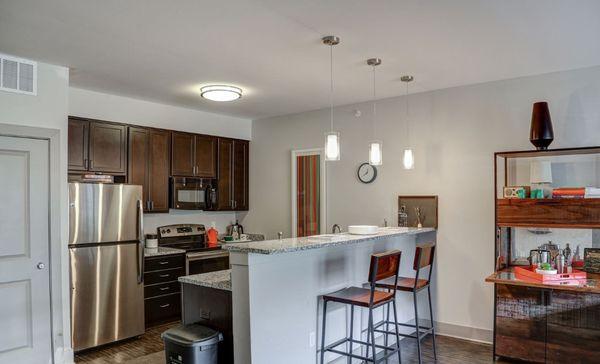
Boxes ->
[1,0,600,120]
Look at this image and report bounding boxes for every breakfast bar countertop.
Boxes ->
[485,268,600,293]
[179,269,232,291]
[221,227,435,255]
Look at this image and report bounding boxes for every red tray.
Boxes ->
[514,266,587,283]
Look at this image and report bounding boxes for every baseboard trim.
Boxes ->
[435,321,493,344]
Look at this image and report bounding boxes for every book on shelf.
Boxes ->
[552,187,600,199]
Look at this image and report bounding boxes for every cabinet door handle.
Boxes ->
[89,159,94,169]
[159,287,170,291]
[84,158,89,169]
[158,261,169,265]
[159,304,171,308]
[159,274,170,278]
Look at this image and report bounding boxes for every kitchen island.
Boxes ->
[221,227,436,364]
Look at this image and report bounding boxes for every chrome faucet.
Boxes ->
[332,224,341,234]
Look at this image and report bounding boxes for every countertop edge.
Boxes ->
[222,227,435,255]
[485,270,600,294]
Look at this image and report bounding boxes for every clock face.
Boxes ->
[357,162,377,184]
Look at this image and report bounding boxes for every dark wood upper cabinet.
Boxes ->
[171,132,195,176]
[147,129,170,212]
[68,118,127,174]
[171,131,217,178]
[217,138,234,210]
[194,135,217,178]
[68,118,89,171]
[128,127,170,213]
[88,121,127,174]
[216,138,249,211]
[233,139,249,211]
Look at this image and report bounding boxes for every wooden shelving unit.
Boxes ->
[497,198,600,228]
[491,146,600,363]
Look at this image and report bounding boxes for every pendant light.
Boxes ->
[323,36,340,161]
[401,75,415,170]
[367,58,382,166]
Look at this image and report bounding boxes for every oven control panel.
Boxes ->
[157,224,206,238]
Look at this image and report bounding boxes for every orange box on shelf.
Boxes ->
[514,265,587,283]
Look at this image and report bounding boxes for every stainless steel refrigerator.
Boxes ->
[68,183,145,352]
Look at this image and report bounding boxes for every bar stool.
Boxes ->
[320,250,403,364]
[374,244,437,364]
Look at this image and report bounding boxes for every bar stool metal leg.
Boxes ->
[392,299,402,363]
[368,306,377,363]
[347,305,354,364]
[413,292,422,364]
[427,286,437,360]
[320,300,328,364]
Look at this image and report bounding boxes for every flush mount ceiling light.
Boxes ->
[200,85,242,102]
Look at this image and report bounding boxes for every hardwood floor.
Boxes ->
[75,327,511,364]
[74,322,177,364]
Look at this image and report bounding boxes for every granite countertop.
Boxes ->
[221,227,435,255]
[144,246,186,257]
[179,269,231,291]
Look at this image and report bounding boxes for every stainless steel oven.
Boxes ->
[186,250,230,275]
[171,177,216,210]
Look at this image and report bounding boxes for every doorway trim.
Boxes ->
[0,123,66,364]
[291,148,327,238]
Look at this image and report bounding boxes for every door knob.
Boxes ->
[37,262,45,270]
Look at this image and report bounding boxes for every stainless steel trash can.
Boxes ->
[162,324,223,364]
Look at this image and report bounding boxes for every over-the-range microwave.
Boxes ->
[171,177,217,210]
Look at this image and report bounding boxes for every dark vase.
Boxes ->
[529,101,554,150]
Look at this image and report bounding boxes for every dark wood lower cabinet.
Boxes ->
[495,283,600,364]
[144,254,186,328]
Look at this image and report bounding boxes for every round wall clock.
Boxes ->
[357,162,377,184]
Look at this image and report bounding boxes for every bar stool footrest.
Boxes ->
[323,336,401,363]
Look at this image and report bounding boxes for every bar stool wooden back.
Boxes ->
[375,244,437,364]
[320,250,403,364]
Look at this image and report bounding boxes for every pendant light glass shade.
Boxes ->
[325,131,340,161]
[323,36,340,162]
[369,141,382,165]
[403,148,415,170]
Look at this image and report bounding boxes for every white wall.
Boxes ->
[0,61,71,362]
[241,65,600,340]
[69,87,253,234]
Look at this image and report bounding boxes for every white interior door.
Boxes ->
[0,135,52,364]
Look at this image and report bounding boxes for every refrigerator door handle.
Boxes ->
[137,199,144,284]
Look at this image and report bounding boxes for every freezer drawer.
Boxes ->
[70,242,144,351]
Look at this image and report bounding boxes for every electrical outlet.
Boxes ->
[309,331,316,347]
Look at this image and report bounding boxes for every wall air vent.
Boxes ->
[0,53,37,95]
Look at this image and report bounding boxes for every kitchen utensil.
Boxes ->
[145,233,158,248]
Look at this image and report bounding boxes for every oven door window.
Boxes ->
[187,255,229,275]
[177,189,206,204]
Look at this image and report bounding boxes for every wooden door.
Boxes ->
[232,139,249,210]
[171,131,195,176]
[194,135,216,178]
[494,284,547,363]
[147,129,170,212]
[217,138,234,210]
[0,136,52,363]
[545,290,600,363]
[68,118,89,171]
[127,127,150,210]
[88,121,127,174]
